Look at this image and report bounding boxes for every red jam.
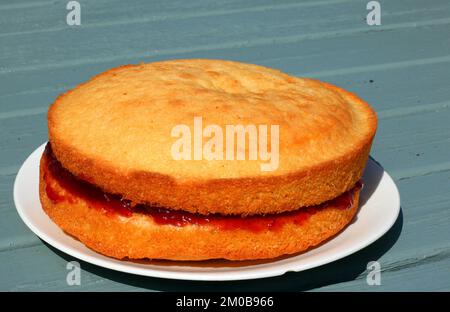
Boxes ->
[44,145,134,217]
[43,144,362,232]
[136,205,316,232]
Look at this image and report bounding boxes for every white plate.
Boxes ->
[14,143,400,281]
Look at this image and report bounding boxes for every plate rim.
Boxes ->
[14,142,401,281]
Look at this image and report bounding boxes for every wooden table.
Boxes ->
[1,0,449,291]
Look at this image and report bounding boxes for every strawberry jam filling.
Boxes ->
[43,144,362,232]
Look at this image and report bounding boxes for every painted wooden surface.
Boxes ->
[1,0,449,291]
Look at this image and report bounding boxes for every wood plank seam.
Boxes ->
[2,17,450,74]
[0,0,355,31]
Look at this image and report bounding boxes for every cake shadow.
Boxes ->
[42,157,402,291]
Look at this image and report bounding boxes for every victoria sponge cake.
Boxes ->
[40,59,377,261]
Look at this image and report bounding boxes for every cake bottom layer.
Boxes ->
[39,148,361,261]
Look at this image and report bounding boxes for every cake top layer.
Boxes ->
[48,59,376,180]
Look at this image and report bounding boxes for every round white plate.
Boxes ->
[14,143,400,281]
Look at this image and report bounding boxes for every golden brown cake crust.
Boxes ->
[39,153,360,261]
[48,59,376,215]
